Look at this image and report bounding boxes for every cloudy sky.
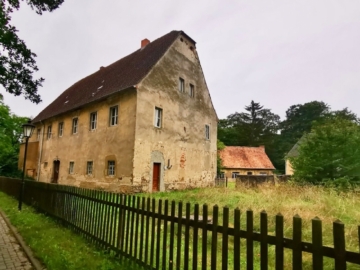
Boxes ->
[2,0,360,120]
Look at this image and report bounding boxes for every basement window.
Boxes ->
[109,106,118,126]
[179,77,185,92]
[108,160,115,176]
[90,112,97,130]
[72,118,78,134]
[87,161,93,175]
[154,107,162,128]
[69,161,74,174]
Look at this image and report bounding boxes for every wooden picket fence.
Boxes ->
[0,177,359,269]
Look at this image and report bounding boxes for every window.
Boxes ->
[259,172,267,175]
[37,129,40,141]
[108,161,115,176]
[87,161,93,175]
[205,124,210,140]
[189,84,195,97]
[109,106,118,126]
[90,112,97,130]
[154,107,162,128]
[69,161,74,174]
[58,122,63,137]
[247,172,253,175]
[179,77,185,92]
[72,118,78,134]
[47,125,52,139]
[232,172,239,178]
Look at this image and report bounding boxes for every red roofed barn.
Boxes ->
[219,146,275,179]
[19,31,218,192]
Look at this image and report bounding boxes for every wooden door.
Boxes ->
[53,160,60,183]
[152,163,161,192]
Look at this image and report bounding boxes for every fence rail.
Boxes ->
[0,177,359,269]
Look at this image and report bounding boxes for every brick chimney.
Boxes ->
[259,145,265,152]
[141,38,150,49]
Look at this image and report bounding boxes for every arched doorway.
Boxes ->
[52,160,60,183]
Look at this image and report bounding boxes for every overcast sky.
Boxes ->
[2,0,360,120]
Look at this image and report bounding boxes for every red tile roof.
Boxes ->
[33,30,190,123]
[219,146,275,170]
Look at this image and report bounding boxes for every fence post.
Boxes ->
[312,217,323,270]
[260,210,268,270]
[202,204,208,270]
[222,206,229,270]
[246,209,254,270]
[211,205,219,270]
[275,213,284,270]
[333,220,346,270]
[293,214,302,270]
[234,208,241,270]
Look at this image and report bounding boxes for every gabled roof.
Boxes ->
[285,134,308,158]
[219,146,275,170]
[33,30,190,123]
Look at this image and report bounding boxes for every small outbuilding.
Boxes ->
[219,146,275,179]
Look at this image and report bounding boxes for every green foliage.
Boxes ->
[0,97,28,176]
[0,0,64,103]
[216,139,225,174]
[290,117,360,185]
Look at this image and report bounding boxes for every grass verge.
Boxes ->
[0,191,143,270]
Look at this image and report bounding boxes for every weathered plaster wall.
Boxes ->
[133,35,218,192]
[18,141,39,178]
[29,90,137,191]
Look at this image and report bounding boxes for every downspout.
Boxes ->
[36,120,45,181]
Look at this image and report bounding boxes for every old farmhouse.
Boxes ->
[219,146,275,179]
[19,30,218,193]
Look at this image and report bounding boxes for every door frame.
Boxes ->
[150,151,165,192]
[52,160,60,184]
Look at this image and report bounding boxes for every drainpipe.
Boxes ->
[36,120,45,181]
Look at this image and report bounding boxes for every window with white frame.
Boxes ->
[154,107,162,128]
[189,84,195,97]
[58,122,63,137]
[232,172,239,178]
[108,160,115,176]
[90,112,97,130]
[47,125,52,139]
[109,106,118,126]
[37,129,40,141]
[72,118,78,134]
[179,77,185,92]
[87,161,93,175]
[69,161,74,174]
[205,124,210,140]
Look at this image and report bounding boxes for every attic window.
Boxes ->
[180,38,183,42]
[189,84,195,98]
[205,124,210,140]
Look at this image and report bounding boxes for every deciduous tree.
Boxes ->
[0,0,64,103]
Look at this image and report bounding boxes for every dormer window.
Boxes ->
[179,78,185,92]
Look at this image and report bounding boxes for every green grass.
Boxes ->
[146,182,360,269]
[0,192,144,270]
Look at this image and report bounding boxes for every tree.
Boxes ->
[217,139,225,174]
[290,117,360,185]
[0,96,28,176]
[0,0,64,103]
[218,100,282,171]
